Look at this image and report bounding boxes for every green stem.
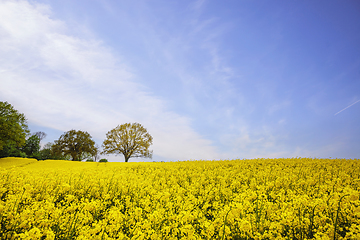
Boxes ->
[333,194,349,240]
[221,208,232,240]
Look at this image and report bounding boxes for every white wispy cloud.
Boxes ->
[0,0,219,161]
[190,0,206,11]
[334,99,360,115]
[117,0,286,160]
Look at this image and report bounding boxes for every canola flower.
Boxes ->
[0,157,359,239]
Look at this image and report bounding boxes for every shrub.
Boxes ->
[86,159,94,162]
[99,158,108,162]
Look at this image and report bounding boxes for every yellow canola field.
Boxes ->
[0,157,37,169]
[0,158,359,240]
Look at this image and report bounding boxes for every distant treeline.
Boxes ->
[0,101,153,162]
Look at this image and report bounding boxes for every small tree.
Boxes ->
[52,130,96,161]
[37,142,54,160]
[93,144,100,162]
[22,135,40,158]
[102,123,153,162]
[38,142,68,160]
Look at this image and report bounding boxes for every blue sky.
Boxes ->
[1,0,359,161]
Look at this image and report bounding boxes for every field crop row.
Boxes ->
[0,157,359,239]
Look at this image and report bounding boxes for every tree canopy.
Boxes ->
[102,123,153,162]
[0,101,29,153]
[52,130,97,161]
[22,134,40,158]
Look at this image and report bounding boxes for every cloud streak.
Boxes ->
[335,100,360,116]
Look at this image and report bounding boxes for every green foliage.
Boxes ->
[99,158,108,162]
[52,130,97,161]
[86,159,94,162]
[22,135,40,158]
[34,142,65,160]
[19,152,27,158]
[36,144,52,160]
[102,123,153,162]
[0,101,29,154]
[0,142,24,158]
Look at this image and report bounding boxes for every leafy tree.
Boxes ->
[22,135,40,158]
[0,101,29,153]
[36,142,67,160]
[0,142,25,158]
[37,142,53,160]
[102,123,153,162]
[52,130,96,161]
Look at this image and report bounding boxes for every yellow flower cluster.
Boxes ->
[0,157,359,239]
